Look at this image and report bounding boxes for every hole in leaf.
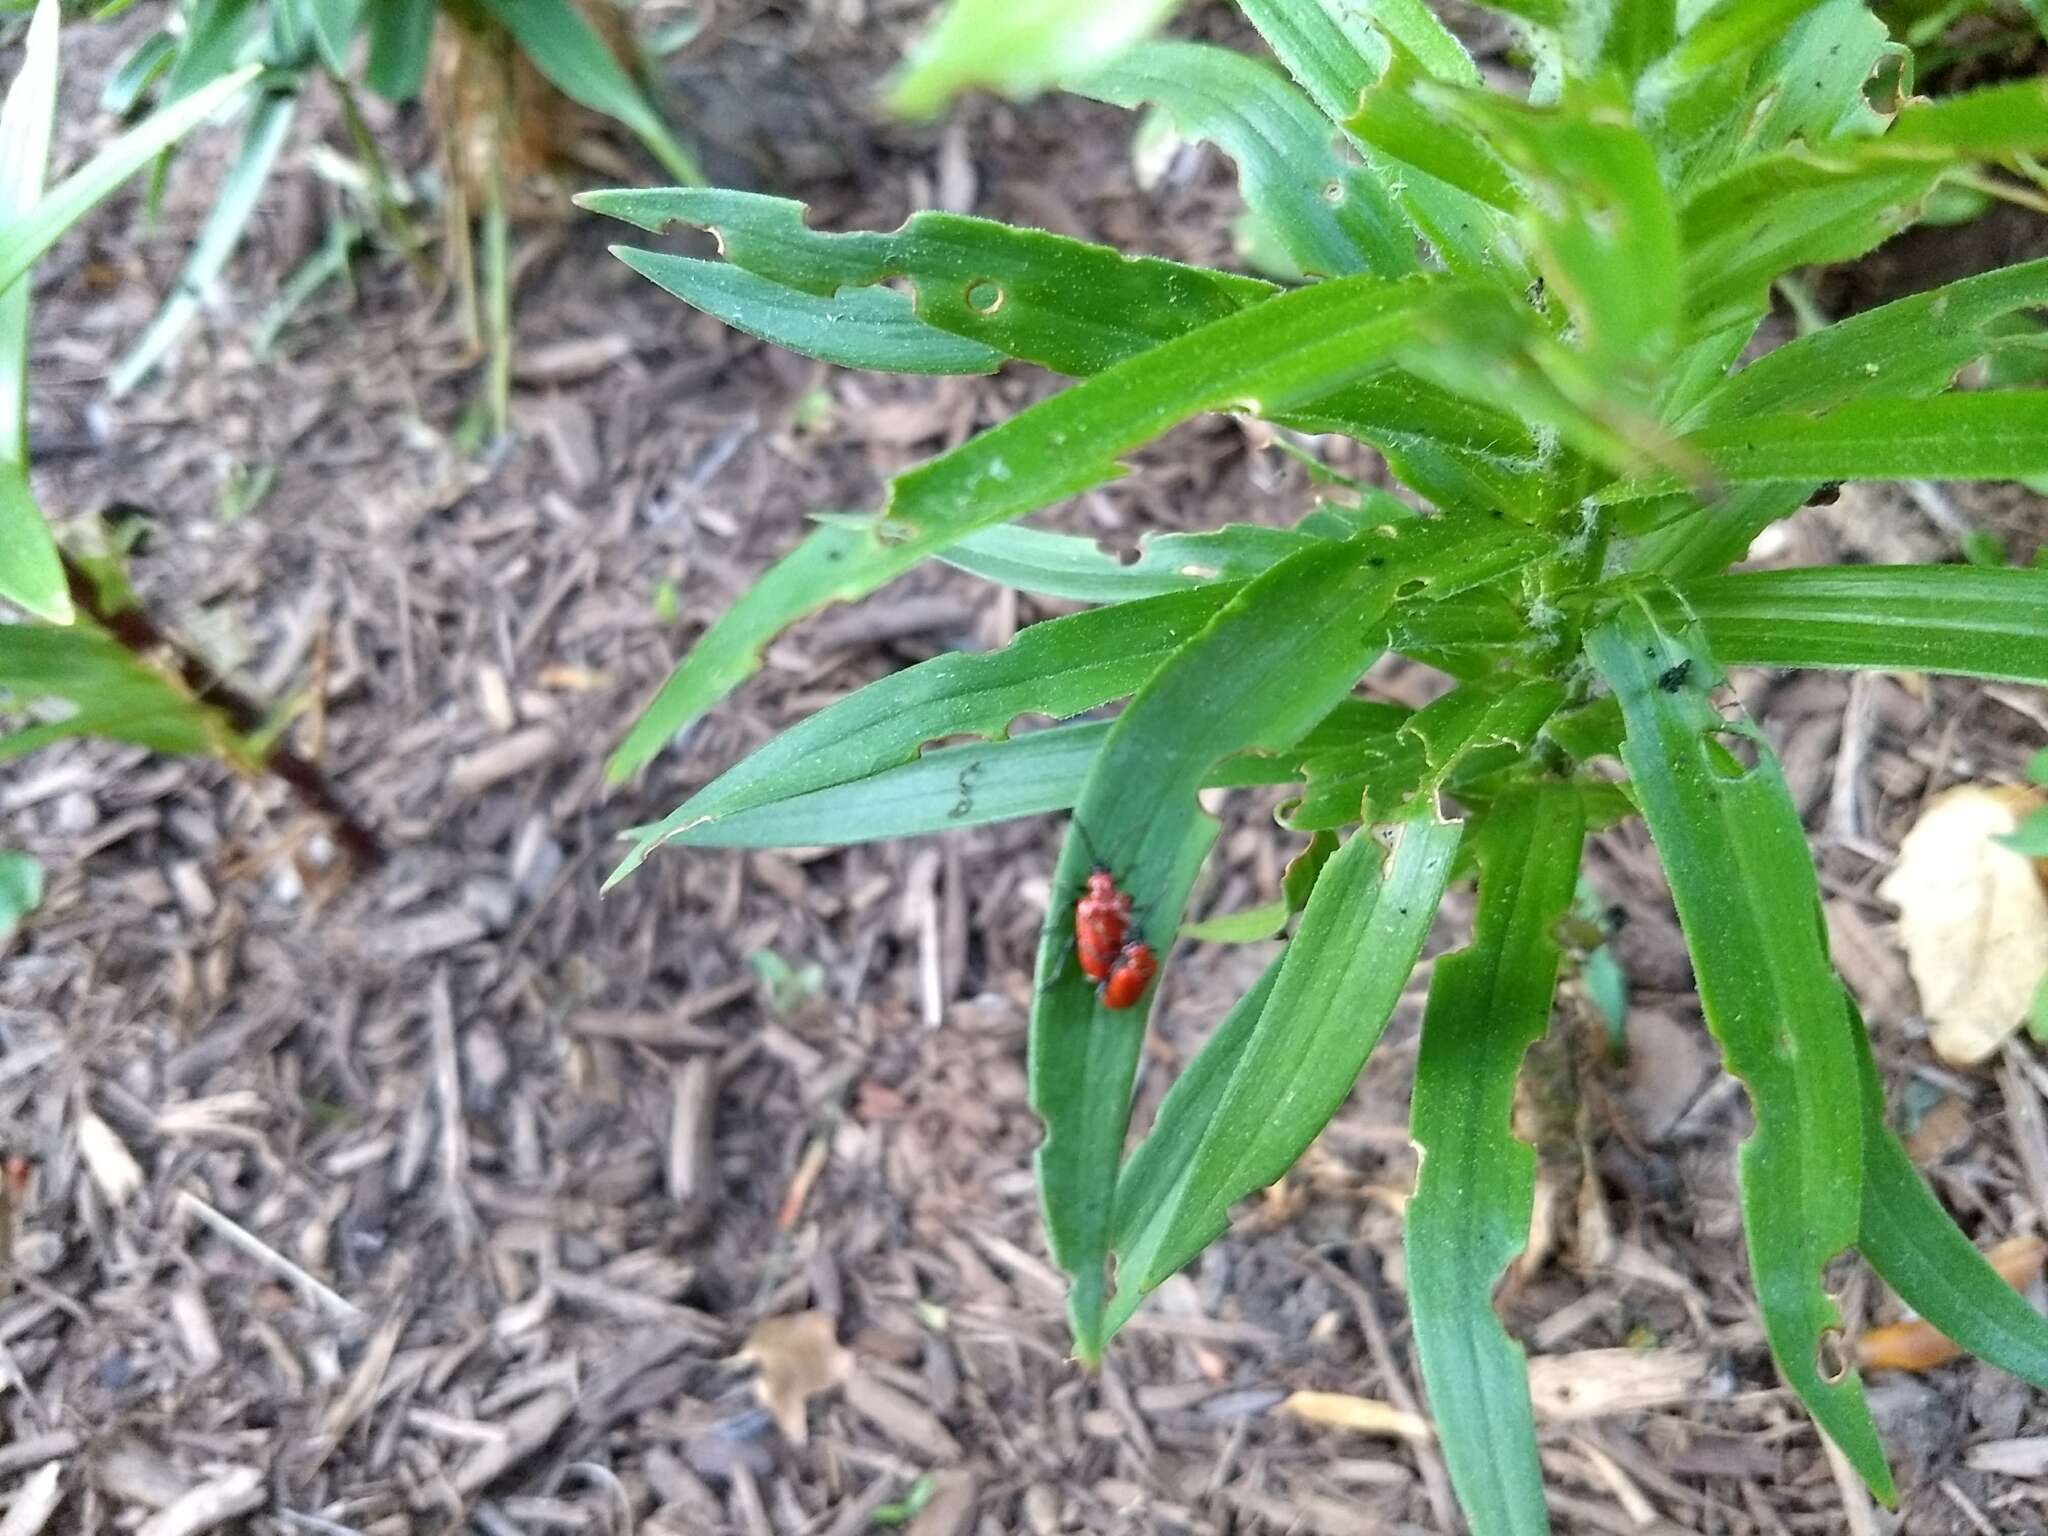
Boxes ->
[966,279,1004,315]
[1816,1327,1853,1385]
[880,273,916,302]
[1703,726,1760,779]
[1322,181,1345,204]
[1396,578,1427,598]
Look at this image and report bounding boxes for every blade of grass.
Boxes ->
[0,0,68,621]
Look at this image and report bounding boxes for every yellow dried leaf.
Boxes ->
[736,1310,852,1445]
[1877,785,2048,1067]
[1278,1390,1434,1442]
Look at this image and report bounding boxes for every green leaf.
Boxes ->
[608,585,1238,879]
[0,0,68,623]
[307,0,366,76]
[161,0,260,105]
[1885,75,2048,155]
[474,0,703,184]
[0,64,261,301]
[582,189,1270,378]
[1672,566,2048,683]
[1035,517,1544,1358]
[1675,392,2048,484]
[2027,747,2048,787]
[1434,88,1681,372]
[1346,37,1522,212]
[1633,260,2048,579]
[100,28,178,116]
[1407,786,1585,1536]
[0,848,39,944]
[1853,999,2048,1393]
[602,270,1499,781]
[941,522,1317,603]
[1679,154,1937,338]
[1681,257,2048,428]
[613,248,1003,375]
[1107,812,1459,1334]
[1067,41,1415,281]
[110,88,297,397]
[885,0,1179,119]
[584,189,1544,515]
[0,622,252,763]
[1996,811,2048,859]
[1178,895,1291,943]
[1230,0,1517,281]
[363,0,433,100]
[1586,602,1893,1503]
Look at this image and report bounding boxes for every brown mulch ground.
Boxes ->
[6,4,2048,1533]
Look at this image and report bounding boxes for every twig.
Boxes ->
[1298,1248,1461,1535]
[1827,671,1877,844]
[428,972,478,1255]
[176,1191,361,1323]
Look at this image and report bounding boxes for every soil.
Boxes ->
[5,3,2048,1534]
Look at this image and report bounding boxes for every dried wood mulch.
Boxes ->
[5,4,2048,1533]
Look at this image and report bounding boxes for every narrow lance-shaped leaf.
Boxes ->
[1036,516,1545,1357]
[612,249,1002,375]
[885,0,1180,120]
[941,522,1319,603]
[0,0,69,622]
[1680,256,2048,429]
[1631,260,2048,579]
[0,623,255,764]
[1107,811,1460,1335]
[1227,0,1519,282]
[111,88,298,397]
[583,189,1546,515]
[0,64,261,300]
[364,0,434,101]
[1430,84,1681,373]
[1672,567,2048,685]
[646,714,1368,853]
[608,584,1240,881]
[1673,393,2048,486]
[601,271,1493,782]
[1587,601,1893,1503]
[1852,999,2048,1393]
[1065,40,1415,281]
[1406,786,1584,1536]
[580,188,1271,378]
[473,0,703,185]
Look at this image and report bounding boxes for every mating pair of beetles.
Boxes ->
[1072,864,1157,1010]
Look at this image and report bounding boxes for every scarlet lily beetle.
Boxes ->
[1073,868,1133,983]
[1099,939,1157,1011]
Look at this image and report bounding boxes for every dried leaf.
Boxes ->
[1857,1234,2047,1374]
[1877,785,2048,1066]
[736,1310,851,1445]
[1278,1390,1434,1442]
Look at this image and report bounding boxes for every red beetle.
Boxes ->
[1073,867,1133,983]
[1099,939,1157,1011]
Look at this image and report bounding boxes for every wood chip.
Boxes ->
[844,1372,962,1462]
[1278,1391,1433,1443]
[76,1112,143,1206]
[667,1057,718,1233]
[451,1389,573,1495]
[904,1468,978,1536]
[0,1463,64,1536]
[133,1466,265,1536]
[448,726,560,795]
[1527,1349,1714,1421]
[1966,1436,2048,1477]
